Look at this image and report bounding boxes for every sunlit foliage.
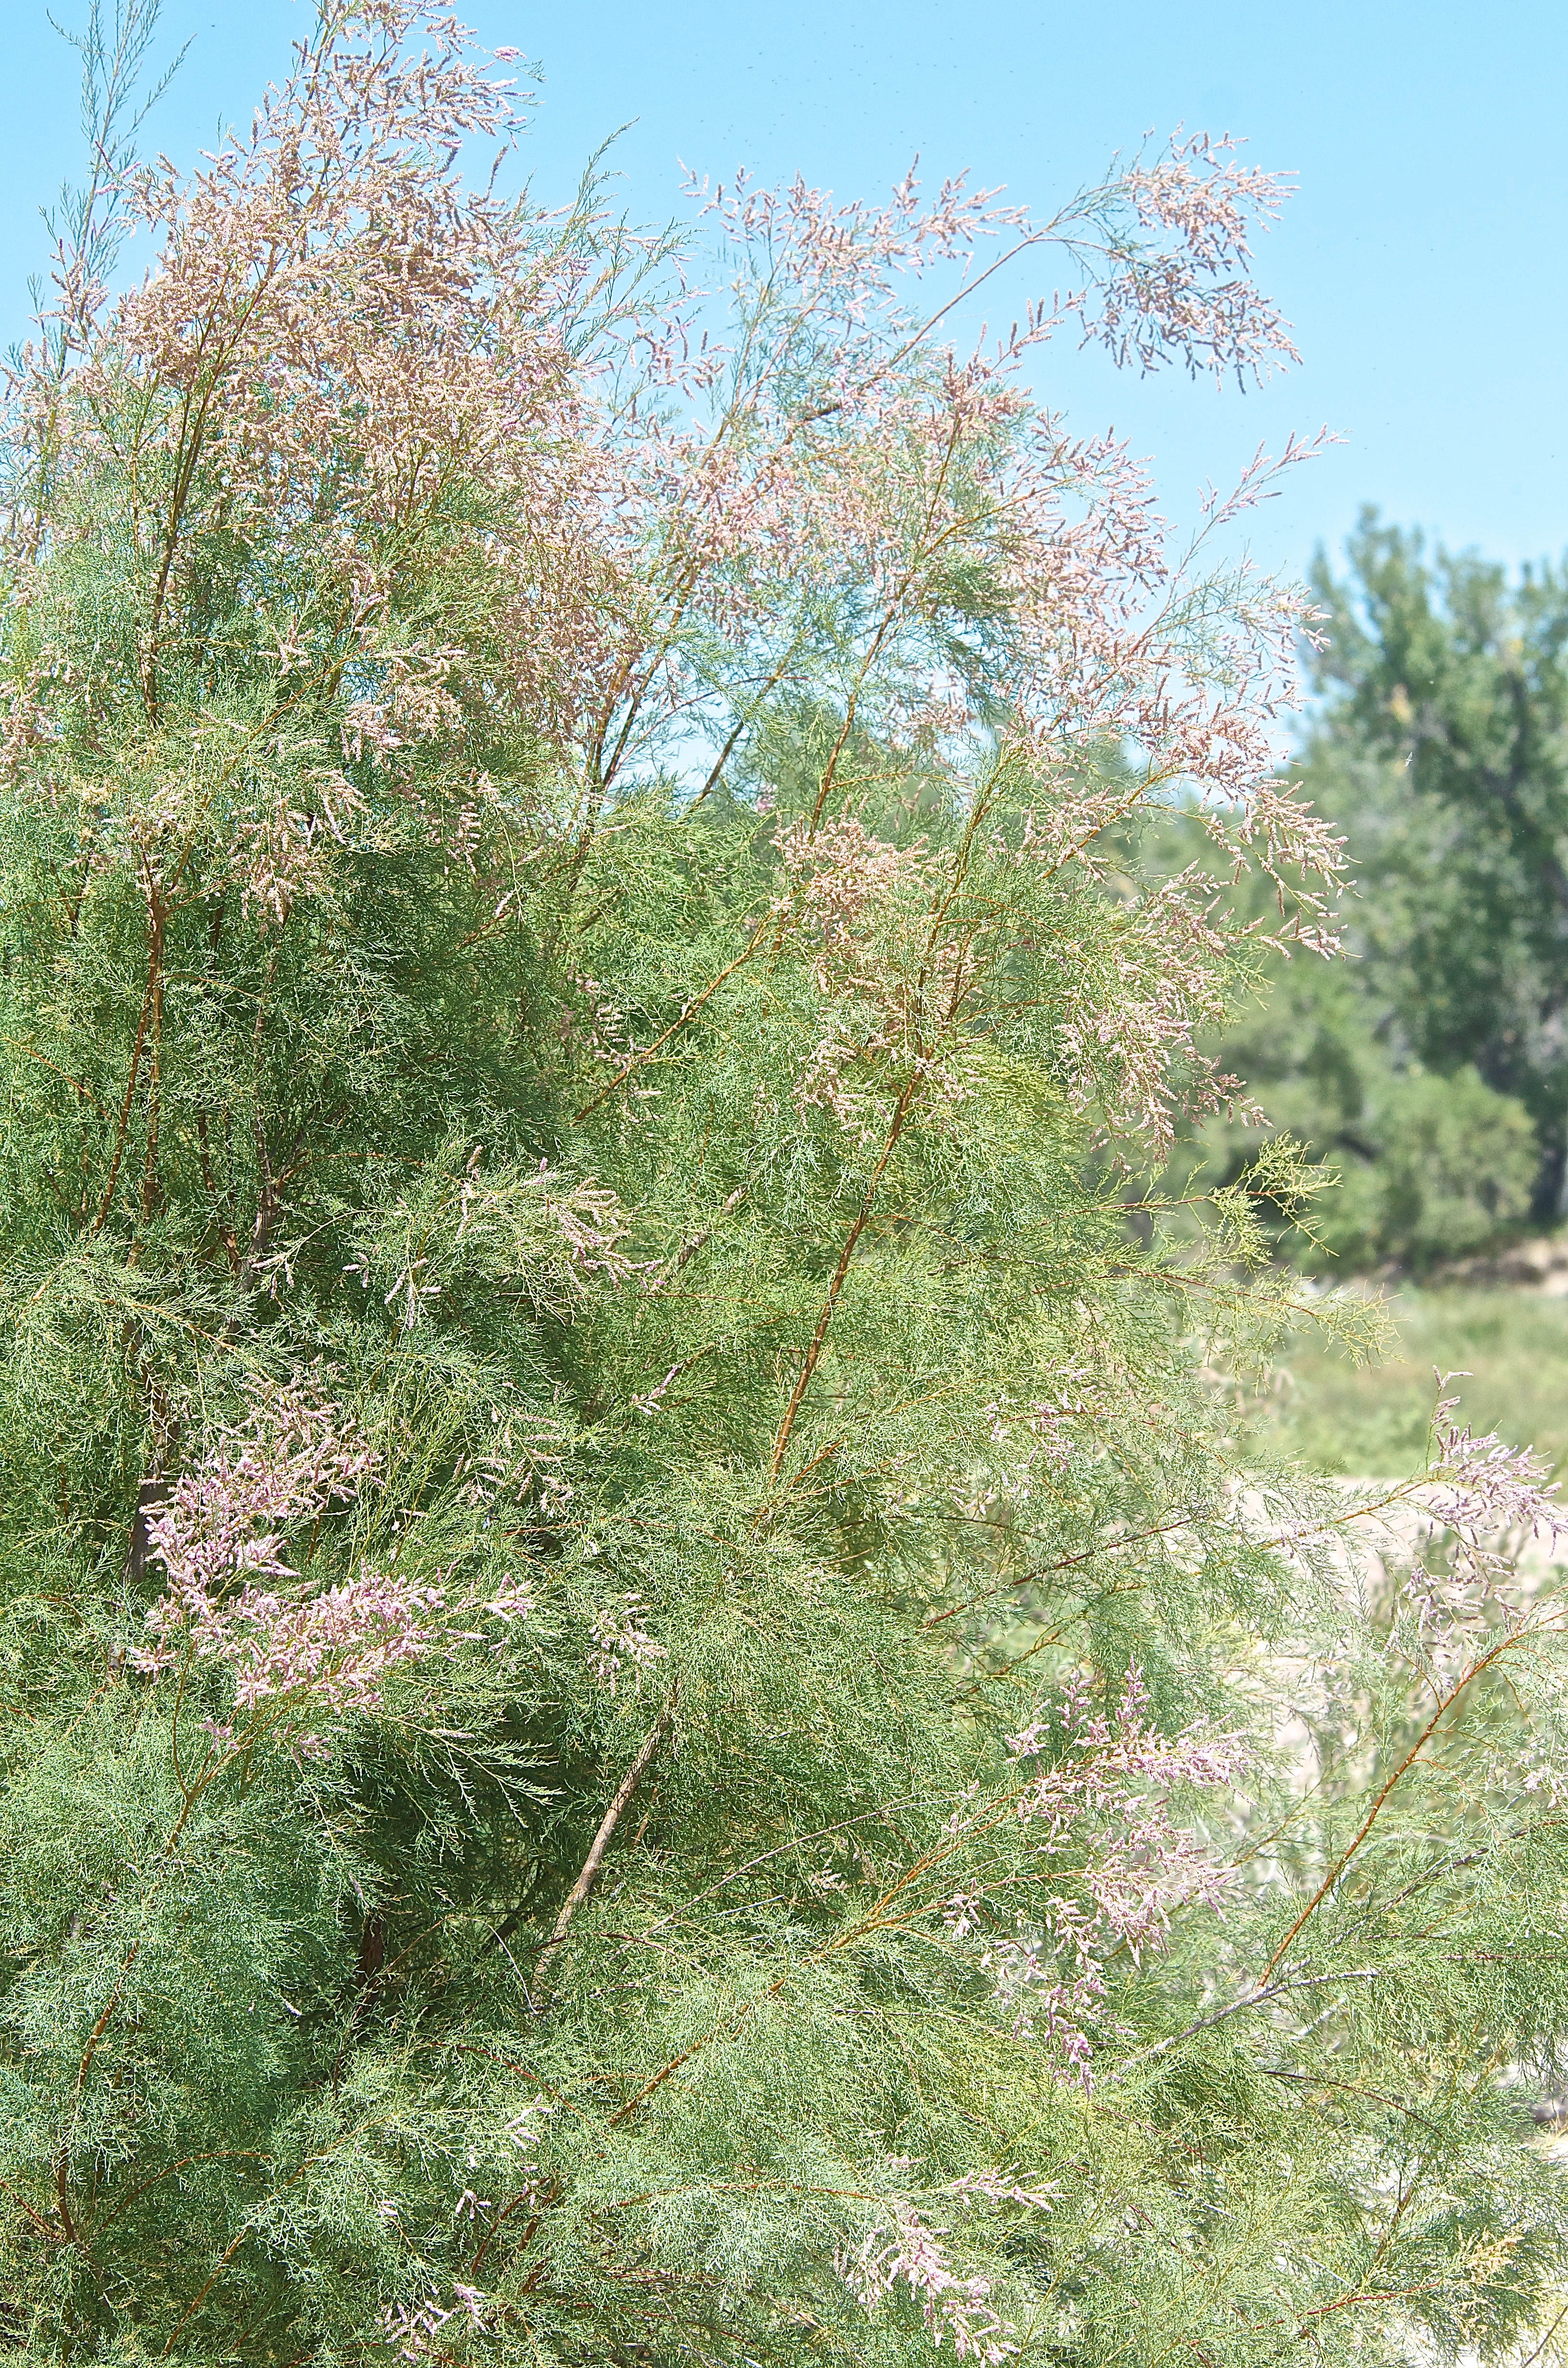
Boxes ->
[0,7,1566,2363]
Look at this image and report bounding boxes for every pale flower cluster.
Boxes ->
[1053,868,1253,1159]
[1399,1380,1568,1645]
[130,1388,433,1746]
[1085,131,1299,385]
[773,817,976,1134]
[130,1384,546,1749]
[1,0,1348,1166]
[839,2199,1018,2362]
[379,2284,485,2363]
[841,2159,1059,2353]
[978,1371,1108,1505]
[588,1592,668,1695]
[945,1670,1244,2078]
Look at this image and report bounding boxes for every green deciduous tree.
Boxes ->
[1303,512,1568,1221]
[0,8,1567,2364]
[1176,925,1540,1273]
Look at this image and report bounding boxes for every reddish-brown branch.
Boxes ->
[686,650,801,813]
[1259,1628,1529,1986]
[0,2173,58,2244]
[573,923,769,1124]
[141,377,214,723]
[534,1694,675,1993]
[0,1037,109,1121]
[805,408,966,839]
[607,1971,792,2130]
[605,1821,964,2132]
[55,1934,146,2246]
[194,1108,241,1274]
[470,2181,559,2277]
[53,2154,76,2248]
[138,941,166,1225]
[924,1514,1201,1628]
[1293,2276,1457,2331]
[91,887,165,1233]
[767,1070,922,1483]
[89,2150,269,2241]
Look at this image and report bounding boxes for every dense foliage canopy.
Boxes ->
[1183,515,1568,1270]
[3,7,1568,2363]
[1311,517,1568,1196]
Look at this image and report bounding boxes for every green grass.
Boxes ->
[1259,1286,1568,1478]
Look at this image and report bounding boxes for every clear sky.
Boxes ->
[2,0,1563,593]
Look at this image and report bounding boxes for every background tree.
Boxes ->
[1170,892,1541,1273]
[1313,517,1568,1208]
[2,6,1568,2364]
[1179,514,1568,1270]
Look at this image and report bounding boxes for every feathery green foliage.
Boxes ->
[0,8,1566,2365]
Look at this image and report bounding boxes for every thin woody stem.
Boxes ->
[767,772,1000,1484]
[767,1069,923,1483]
[1258,1627,1532,1986]
[157,2124,384,2360]
[607,1778,1036,2131]
[138,927,166,1224]
[805,408,968,839]
[533,1690,676,1994]
[686,645,803,814]
[92,880,165,1233]
[574,921,770,1124]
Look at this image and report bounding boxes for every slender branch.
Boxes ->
[137,920,166,1223]
[607,1969,791,2129]
[573,921,769,1124]
[156,2130,376,2360]
[90,2149,269,2240]
[0,1036,109,1120]
[91,882,165,1233]
[55,1933,146,2245]
[194,1107,240,1274]
[804,408,967,839]
[1294,2276,1458,2332]
[625,1792,929,1943]
[533,1692,676,1994]
[470,2180,558,2278]
[53,2153,77,2248]
[1258,1627,1530,1985]
[1111,1963,1385,2077]
[768,1069,922,1482]
[0,2172,57,2243]
[1515,2303,1568,2368]
[923,1512,1201,1626]
[685,648,800,814]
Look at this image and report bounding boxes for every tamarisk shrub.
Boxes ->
[1,3,1568,2359]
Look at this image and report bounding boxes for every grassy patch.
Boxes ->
[1259,1285,1568,1477]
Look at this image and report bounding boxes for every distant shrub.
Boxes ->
[1160,900,1541,1272]
[1348,1065,1539,1269]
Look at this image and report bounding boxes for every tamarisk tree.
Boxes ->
[2,4,1568,2360]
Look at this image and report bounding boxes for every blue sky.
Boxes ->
[2,0,1563,594]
